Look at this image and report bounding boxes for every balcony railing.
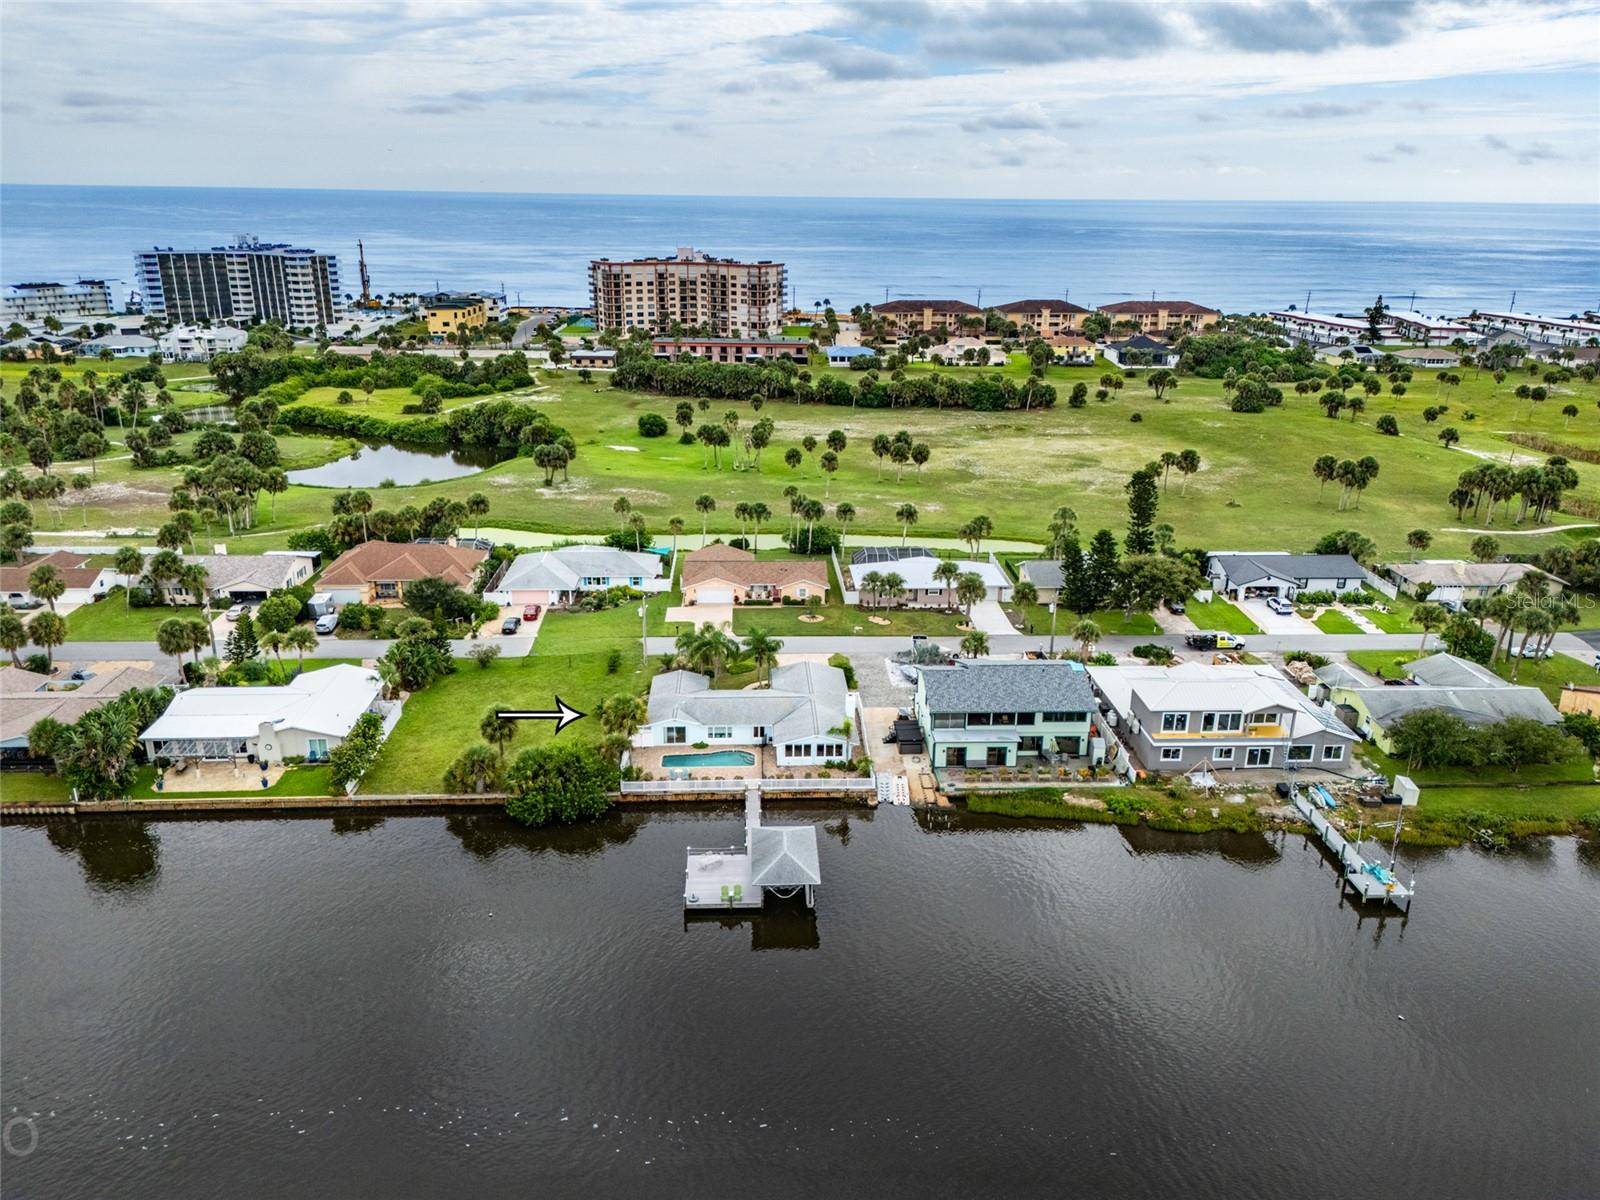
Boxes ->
[1151,724,1286,740]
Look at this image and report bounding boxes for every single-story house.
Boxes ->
[634,661,854,766]
[825,345,878,366]
[486,545,666,607]
[75,334,159,359]
[1326,652,1560,754]
[846,546,1010,606]
[680,544,827,606]
[1205,552,1367,600]
[318,540,488,606]
[1015,559,1064,604]
[1100,334,1179,369]
[1,551,117,608]
[140,663,386,765]
[142,552,317,606]
[1389,346,1460,368]
[1089,662,1360,774]
[915,660,1099,769]
[1381,559,1564,604]
[1,663,167,766]
[923,337,1007,366]
[568,347,616,369]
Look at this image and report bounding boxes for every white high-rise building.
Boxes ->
[134,236,341,328]
[2,280,114,322]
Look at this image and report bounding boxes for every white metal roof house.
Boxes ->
[140,664,385,765]
[76,333,159,359]
[1089,662,1359,775]
[845,547,1011,605]
[486,545,667,606]
[1205,551,1367,600]
[158,325,248,361]
[636,661,853,767]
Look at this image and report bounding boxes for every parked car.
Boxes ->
[501,616,522,635]
[4,596,42,611]
[314,612,339,634]
[225,603,249,621]
[1184,632,1246,651]
[1517,644,1554,660]
[1265,596,1294,616]
[1165,597,1186,615]
[521,604,542,622]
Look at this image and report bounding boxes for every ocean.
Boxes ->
[1,184,1596,318]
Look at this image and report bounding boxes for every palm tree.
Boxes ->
[800,498,825,551]
[676,622,739,675]
[480,706,517,762]
[668,516,685,559]
[156,617,191,671]
[960,630,989,658]
[1071,618,1102,662]
[26,611,66,667]
[0,607,27,667]
[348,489,373,541]
[27,563,64,612]
[895,503,918,547]
[742,628,783,681]
[695,494,716,542]
[447,744,502,794]
[596,693,648,737]
[748,502,771,552]
[613,495,632,533]
[286,625,318,672]
[955,571,987,622]
[113,546,145,607]
[465,492,490,540]
[880,571,905,610]
[932,559,961,606]
[1412,602,1447,652]
[259,629,288,676]
[859,570,883,609]
[835,502,856,539]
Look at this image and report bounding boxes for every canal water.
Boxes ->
[3,809,1596,1198]
[285,439,508,488]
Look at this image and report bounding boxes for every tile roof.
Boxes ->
[875,299,981,315]
[920,661,1095,713]
[319,541,486,588]
[1098,300,1219,315]
[996,299,1091,314]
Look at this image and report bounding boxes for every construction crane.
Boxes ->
[355,239,379,309]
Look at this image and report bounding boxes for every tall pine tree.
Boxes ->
[1125,465,1160,556]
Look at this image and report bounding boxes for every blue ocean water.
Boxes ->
[1,185,1596,317]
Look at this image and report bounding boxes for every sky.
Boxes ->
[2,0,1598,203]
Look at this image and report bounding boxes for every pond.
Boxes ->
[3,808,1596,1197]
[285,439,510,488]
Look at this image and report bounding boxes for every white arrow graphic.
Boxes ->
[495,697,587,733]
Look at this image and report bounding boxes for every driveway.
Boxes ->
[969,599,1016,636]
[667,602,732,630]
[1237,598,1317,635]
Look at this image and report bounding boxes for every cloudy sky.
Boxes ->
[3,0,1597,202]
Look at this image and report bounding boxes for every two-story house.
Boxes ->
[1088,663,1358,774]
[914,661,1099,769]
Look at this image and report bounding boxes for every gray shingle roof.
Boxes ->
[1404,653,1504,688]
[498,546,661,591]
[1208,552,1364,586]
[919,661,1095,713]
[646,662,848,743]
[1018,559,1064,589]
[749,825,821,886]
[1342,685,1558,727]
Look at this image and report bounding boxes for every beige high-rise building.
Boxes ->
[589,247,786,337]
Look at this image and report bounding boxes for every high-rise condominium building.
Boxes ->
[589,247,786,337]
[134,237,341,328]
[3,280,114,322]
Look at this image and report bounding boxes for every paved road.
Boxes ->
[57,633,537,678]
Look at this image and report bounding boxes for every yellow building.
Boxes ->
[425,297,487,339]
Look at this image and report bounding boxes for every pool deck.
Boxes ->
[628,745,831,781]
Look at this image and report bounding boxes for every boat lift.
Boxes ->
[1291,776,1417,912]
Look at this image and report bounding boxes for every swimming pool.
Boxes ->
[661,750,756,768]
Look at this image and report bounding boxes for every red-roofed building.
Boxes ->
[1096,300,1220,335]
[995,299,1091,336]
[874,299,981,335]
[318,541,487,606]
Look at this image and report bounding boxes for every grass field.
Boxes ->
[287,384,522,420]
[1356,604,1418,633]
[1313,608,1364,634]
[1003,602,1160,638]
[0,773,72,803]
[730,601,966,637]
[1186,595,1261,634]
[360,650,652,793]
[14,355,1600,568]
[1412,783,1600,823]
[1347,649,1423,679]
[67,592,198,640]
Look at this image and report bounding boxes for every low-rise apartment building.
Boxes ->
[1089,662,1359,774]
[1270,310,1392,345]
[158,325,248,361]
[994,299,1090,335]
[1463,310,1600,347]
[426,297,488,339]
[590,247,786,337]
[874,299,981,336]
[1097,300,1220,334]
[652,336,810,364]
[1385,309,1474,345]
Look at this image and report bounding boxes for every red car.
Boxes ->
[521,604,542,622]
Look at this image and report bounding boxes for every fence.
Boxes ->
[833,547,858,605]
[620,777,875,796]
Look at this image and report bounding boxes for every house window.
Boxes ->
[1016,712,1036,726]
[707,726,732,740]
[932,713,964,730]
[307,738,329,762]
[968,712,992,727]
[1287,745,1313,762]
[1248,712,1275,726]
[1212,747,1235,762]
[796,587,808,599]
[1322,744,1345,761]
[1043,710,1085,723]
[665,726,686,745]
[1202,712,1242,732]
[1160,747,1182,762]
[1335,579,1348,588]
[1246,747,1272,767]
[1161,713,1188,733]
[990,712,1016,726]
[753,726,766,741]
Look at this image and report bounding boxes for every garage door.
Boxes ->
[697,588,734,605]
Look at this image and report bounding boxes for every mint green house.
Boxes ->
[914,661,1098,769]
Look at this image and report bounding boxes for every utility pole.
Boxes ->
[640,601,648,665]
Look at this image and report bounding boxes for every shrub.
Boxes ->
[1376,414,1399,436]
[339,603,382,632]
[328,712,385,792]
[1284,650,1330,668]
[606,647,624,674]
[828,652,856,688]
[24,652,51,675]
[637,413,669,437]
[504,743,620,826]
[1129,412,1143,422]
[469,643,501,669]
[1131,643,1173,664]
[254,592,302,633]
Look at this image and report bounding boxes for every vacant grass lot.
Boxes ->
[1186,595,1261,634]
[1414,783,1600,823]
[0,773,72,803]
[1003,603,1160,638]
[1314,608,1364,634]
[67,592,198,641]
[360,650,652,793]
[21,355,1600,566]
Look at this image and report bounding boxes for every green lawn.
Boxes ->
[1313,609,1364,635]
[1412,783,1600,824]
[1347,649,1423,679]
[0,773,72,803]
[67,592,198,641]
[1357,605,1418,634]
[286,384,514,420]
[1186,596,1261,635]
[1360,744,1594,787]
[1004,603,1159,638]
[1498,652,1600,702]
[361,651,653,793]
[730,601,966,637]
[533,593,683,654]
[26,354,1600,567]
